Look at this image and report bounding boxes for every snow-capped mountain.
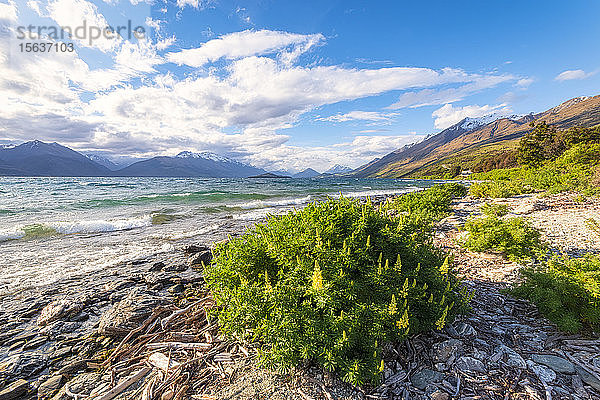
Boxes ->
[176,151,234,163]
[324,164,353,174]
[86,154,120,171]
[548,96,590,114]
[460,113,523,131]
[117,151,266,177]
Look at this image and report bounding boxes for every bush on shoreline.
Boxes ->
[480,202,509,217]
[383,183,467,228]
[206,194,468,386]
[462,215,545,261]
[511,255,600,333]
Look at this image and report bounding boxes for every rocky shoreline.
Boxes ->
[0,242,212,399]
[0,192,599,400]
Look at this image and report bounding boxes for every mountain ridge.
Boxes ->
[292,168,320,178]
[352,95,600,178]
[0,142,267,178]
[0,140,112,176]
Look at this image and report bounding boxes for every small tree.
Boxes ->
[517,122,563,167]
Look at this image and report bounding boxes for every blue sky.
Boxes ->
[0,0,599,171]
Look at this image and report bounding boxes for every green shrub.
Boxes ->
[511,255,600,333]
[462,215,545,261]
[480,202,509,217]
[384,183,467,228]
[469,180,531,198]
[206,196,468,386]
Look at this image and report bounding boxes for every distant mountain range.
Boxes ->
[85,154,121,171]
[352,95,600,178]
[267,165,352,178]
[0,142,267,177]
[0,142,351,178]
[116,151,266,178]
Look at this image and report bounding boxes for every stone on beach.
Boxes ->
[1,352,47,379]
[432,339,463,363]
[184,244,210,255]
[97,288,167,337]
[410,369,443,390]
[37,375,63,399]
[37,299,84,327]
[575,365,600,392]
[189,250,212,266]
[455,356,486,373]
[0,379,29,400]
[530,354,575,374]
[49,372,103,400]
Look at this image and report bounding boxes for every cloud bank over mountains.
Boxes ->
[0,0,529,171]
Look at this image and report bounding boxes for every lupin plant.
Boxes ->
[206,192,468,387]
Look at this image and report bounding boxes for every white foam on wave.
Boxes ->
[233,209,272,220]
[145,192,194,199]
[340,187,421,198]
[232,195,311,209]
[51,215,153,234]
[0,215,154,242]
[0,229,26,242]
[159,223,221,240]
[233,207,296,221]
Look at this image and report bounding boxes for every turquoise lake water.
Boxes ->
[0,177,436,295]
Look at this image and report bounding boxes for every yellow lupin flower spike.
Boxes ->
[312,261,323,291]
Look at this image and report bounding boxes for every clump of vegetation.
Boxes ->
[383,183,467,229]
[469,180,532,199]
[462,215,545,261]
[511,255,600,333]
[472,150,518,173]
[480,202,510,217]
[206,195,468,386]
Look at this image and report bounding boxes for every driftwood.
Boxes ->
[146,342,213,351]
[149,352,181,373]
[96,367,151,400]
[65,292,238,400]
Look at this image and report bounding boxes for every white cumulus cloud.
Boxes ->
[167,30,324,68]
[46,0,120,52]
[317,110,398,123]
[0,0,18,23]
[0,0,521,173]
[555,69,597,81]
[388,74,517,109]
[432,103,513,130]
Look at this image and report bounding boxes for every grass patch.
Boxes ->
[206,194,468,386]
[511,255,600,333]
